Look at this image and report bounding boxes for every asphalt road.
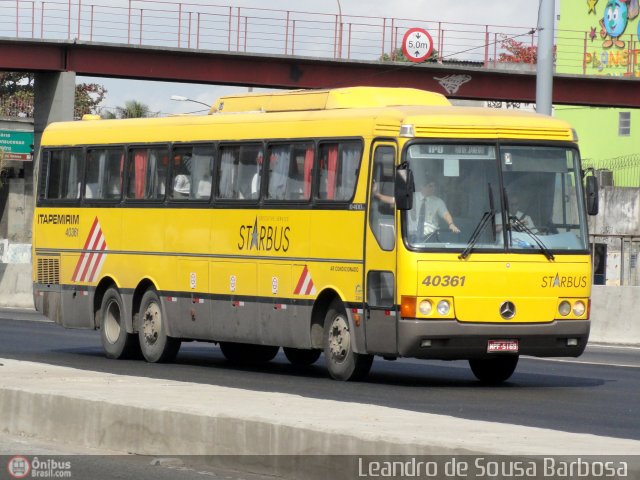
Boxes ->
[1,310,639,442]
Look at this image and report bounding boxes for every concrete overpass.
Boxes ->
[2,37,640,108]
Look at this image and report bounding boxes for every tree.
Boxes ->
[0,72,106,119]
[497,36,537,64]
[117,100,152,118]
[102,100,156,119]
[74,83,107,118]
[379,47,438,63]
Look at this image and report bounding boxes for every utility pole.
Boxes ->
[536,0,555,115]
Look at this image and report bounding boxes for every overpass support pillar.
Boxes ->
[33,71,76,159]
[29,72,75,219]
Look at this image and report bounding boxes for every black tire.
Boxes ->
[220,342,279,364]
[283,347,321,366]
[99,287,140,359]
[138,289,181,363]
[469,356,519,384]
[323,299,373,381]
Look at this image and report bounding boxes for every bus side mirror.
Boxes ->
[585,175,599,216]
[394,163,414,211]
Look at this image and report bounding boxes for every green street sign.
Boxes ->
[0,130,34,161]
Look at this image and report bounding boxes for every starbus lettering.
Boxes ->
[541,274,588,288]
[238,217,290,252]
[38,214,80,225]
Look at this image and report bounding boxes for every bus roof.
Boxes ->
[209,87,451,113]
[42,87,576,145]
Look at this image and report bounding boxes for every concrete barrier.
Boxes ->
[1,358,639,479]
[0,265,637,344]
[590,285,640,345]
[0,264,33,309]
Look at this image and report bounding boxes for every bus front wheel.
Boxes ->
[99,287,140,359]
[138,289,181,363]
[323,300,373,381]
[469,356,519,384]
[283,347,321,366]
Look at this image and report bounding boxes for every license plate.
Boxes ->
[487,339,519,353]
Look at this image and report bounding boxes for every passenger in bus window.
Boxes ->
[173,173,191,197]
[408,177,460,240]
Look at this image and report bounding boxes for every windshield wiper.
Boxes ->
[509,216,555,261]
[459,183,496,260]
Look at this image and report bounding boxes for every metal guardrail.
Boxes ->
[3,0,637,73]
[1,0,541,64]
[591,234,640,286]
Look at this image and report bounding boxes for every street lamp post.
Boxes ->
[336,0,342,59]
[170,95,211,108]
[536,0,555,115]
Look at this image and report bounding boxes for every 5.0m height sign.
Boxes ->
[401,28,434,63]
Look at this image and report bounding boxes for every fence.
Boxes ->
[1,0,542,65]
[583,156,640,188]
[591,234,640,286]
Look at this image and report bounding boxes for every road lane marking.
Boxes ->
[529,357,640,369]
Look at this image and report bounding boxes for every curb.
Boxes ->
[1,358,640,480]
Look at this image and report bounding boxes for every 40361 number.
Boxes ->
[422,275,466,287]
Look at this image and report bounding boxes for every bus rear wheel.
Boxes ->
[323,300,373,381]
[138,289,181,363]
[99,287,140,359]
[220,342,279,364]
[469,356,519,384]
[283,347,321,366]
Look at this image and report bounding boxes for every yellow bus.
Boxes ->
[32,87,598,383]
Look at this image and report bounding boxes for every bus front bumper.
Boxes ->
[397,319,590,360]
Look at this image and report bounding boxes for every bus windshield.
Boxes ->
[403,143,588,253]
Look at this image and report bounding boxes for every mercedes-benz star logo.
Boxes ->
[499,301,516,320]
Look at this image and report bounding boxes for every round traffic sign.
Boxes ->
[402,28,434,63]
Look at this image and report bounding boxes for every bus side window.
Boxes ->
[46,149,83,200]
[266,142,314,201]
[217,144,262,200]
[317,141,362,201]
[267,145,290,200]
[291,143,314,200]
[126,146,169,200]
[85,147,124,200]
[170,144,214,201]
[238,145,262,200]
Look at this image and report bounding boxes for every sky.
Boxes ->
[78,1,544,115]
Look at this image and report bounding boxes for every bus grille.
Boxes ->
[37,258,60,285]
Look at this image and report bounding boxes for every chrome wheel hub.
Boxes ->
[104,299,121,344]
[142,302,161,345]
[329,315,349,362]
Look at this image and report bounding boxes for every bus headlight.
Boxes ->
[419,300,433,315]
[558,301,571,316]
[573,301,586,316]
[437,300,450,316]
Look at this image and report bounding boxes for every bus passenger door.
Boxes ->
[364,142,398,356]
